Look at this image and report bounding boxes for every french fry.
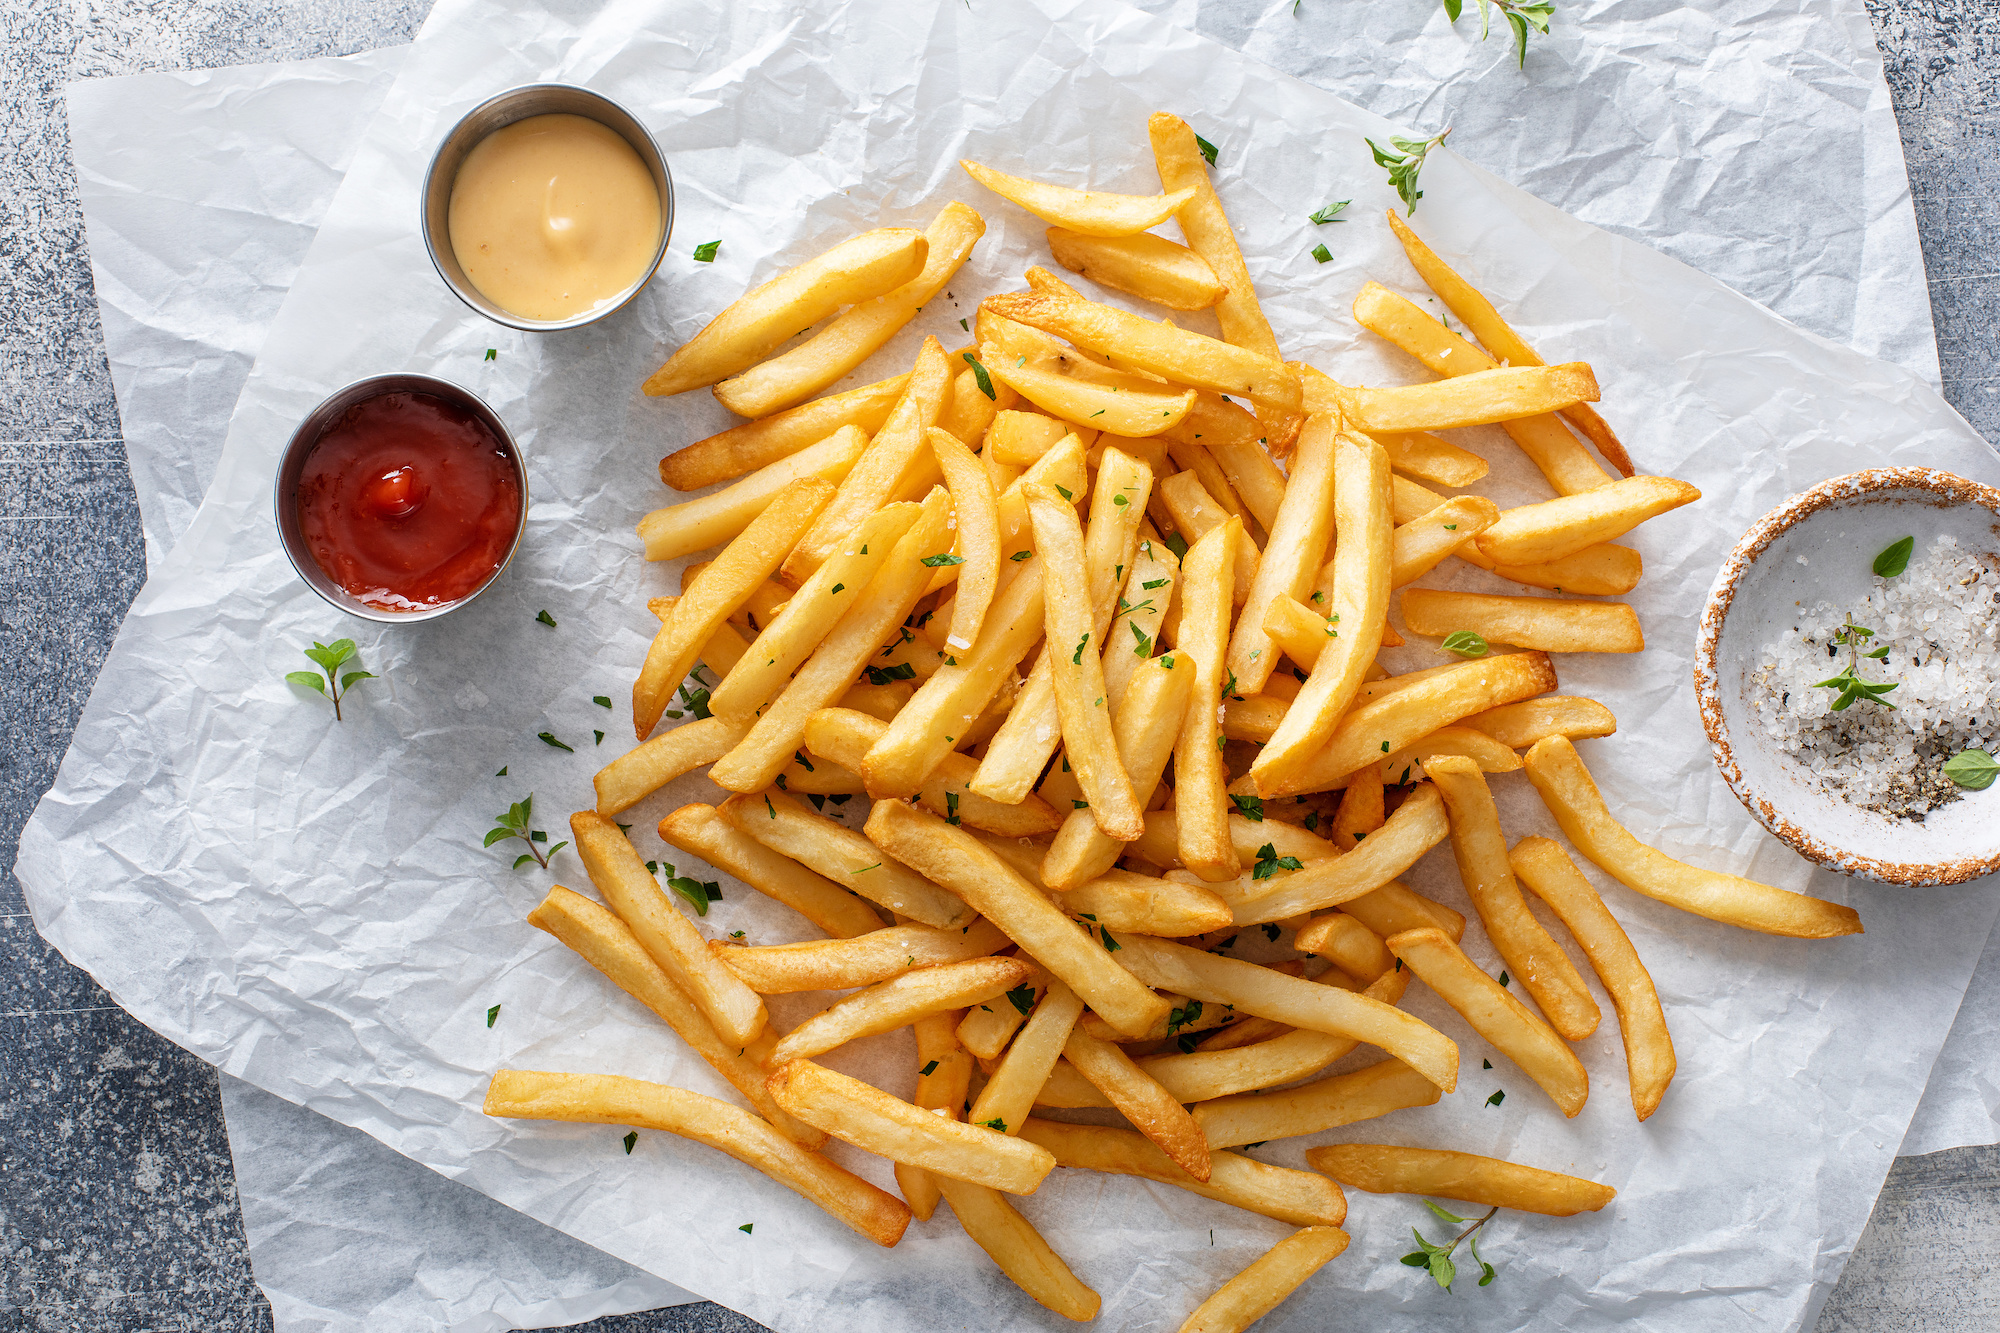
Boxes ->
[1161,395,1287,533]
[1127,809,1334,874]
[898,1011,974,1220]
[1426,755,1600,1041]
[638,426,869,562]
[767,1059,1056,1194]
[931,427,1003,649]
[776,748,868,795]
[1047,227,1225,310]
[960,159,1196,236]
[1476,475,1700,567]
[993,430,1089,564]
[1463,696,1616,748]
[715,204,984,418]
[1158,471,1260,603]
[969,976,1085,1135]
[708,503,923,721]
[1523,736,1864,938]
[661,375,907,491]
[1054,869,1230,939]
[594,716,752,816]
[1495,542,1644,596]
[1373,429,1489,488]
[1329,769,1385,853]
[1164,437,1248,527]
[986,410,1071,467]
[1390,495,1501,587]
[1193,1058,1442,1149]
[646,596,755,683]
[935,1176,1101,1322]
[484,1071,905,1246]
[1338,880,1467,942]
[1063,1026,1211,1181]
[958,964,1044,1060]
[1100,533,1179,708]
[1385,926,1589,1117]
[1020,1119,1346,1227]
[634,477,834,737]
[1148,113,1282,363]
[1224,785,1451,926]
[1257,652,1559,797]
[1043,654,1192,889]
[987,354,1197,436]
[1296,912,1392,982]
[1308,1142,1617,1216]
[657,804,886,939]
[1252,433,1391,786]
[769,956,1035,1065]
[719,790,970,929]
[1333,363,1600,433]
[718,919,1010,993]
[839,678,915,721]
[644,228,928,396]
[943,363,1017,452]
[1402,588,1644,654]
[712,487,952,791]
[1173,519,1242,881]
[1227,414,1339,695]
[804,708,1060,837]
[786,338,953,582]
[1378,726,1525,784]
[525,888,816,1144]
[1176,1225,1349,1333]
[864,800,1171,1037]
[1511,836,1676,1119]
[1114,934,1458,1091]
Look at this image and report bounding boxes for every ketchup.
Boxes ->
[296,391,521,611]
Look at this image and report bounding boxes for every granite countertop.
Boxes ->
[2,2,1996,1329]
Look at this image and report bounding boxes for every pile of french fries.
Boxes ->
[482,112,1865,1328]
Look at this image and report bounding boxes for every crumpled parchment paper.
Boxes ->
[31,1,1999,1330]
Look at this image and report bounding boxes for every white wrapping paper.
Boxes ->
[27,1,2000,1330]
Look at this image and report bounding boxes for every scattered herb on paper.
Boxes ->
[285,638,375,721]
[485,794,566,870]
[693,240,721,262]
[1367,127,1451,214]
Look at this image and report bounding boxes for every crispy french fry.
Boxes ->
[1101,533,1179,708]
[958,964,1044,1060]
[1193,1057,1442,1149]
[1148,113,1282,364]
[898,1011,973,1220]
[662,375,908,491]
[1523,736,1863,938]
[1477,476,1699,567]
[1223,785,1451,927]
[1377,726,1524,784]
[1339,880,1467,942]
[1176,1225,1349,1333]
[1227,415,1339,695]
[594,716,752,816]
[1426,755,1600,1041]
[1493,543,1644,596]
[1047,227,1225,310]
[1374,429,1489,488]
[986,410,1071,467]
[1511,836,1676,1119]
[1165,437,1248,527]
[943,363,1017,453]
[1329,769,1385,853]
[1308,1142,1617,1216]
[718,919,1010,993]
[719,790,970,929]
[1403,589,1643,655]
[970,976,1085,1135]
[485,1070,904,1245]
[1020,1119,1346,1227]
[933,428,1004,647]
[987,354,1196,436]
[1390,495,1501,587]
[638,426,869,562]
[770,956,1035,1066]
[715,204,984,418]
[1173,518,1242,881]
[1334,363,1600,433]
[657,804,885,939]
[1297,912,1393,982]
[1043,654,1192,889]
[635,478,834,737]
[647,597,755,685]
[645,229,928,396]
[786,338,954,582]
[1386,926,1588,1117]
[1463,696,1616,748]
[1159,471,1260,604]
[865,801,1170,1037]
[935,1175,1100,1322]
[804,708,1059,837]
[1128,809,1333,873]
[1114,934,1457,1091]
[839,678,915,720]
[1161,395,1287,533]
[713,488,952,791]
[1054,869,1230,939]
[776,748,868,794]
[525,888,816,1144]
[1063,1026,1211,1181]
[960,159,1195,236]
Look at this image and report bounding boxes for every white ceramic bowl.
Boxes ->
[1695,467,2000,886]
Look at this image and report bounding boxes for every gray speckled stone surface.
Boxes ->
[2,2,1996,1330]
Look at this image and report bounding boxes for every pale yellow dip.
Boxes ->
[447,113,661,321]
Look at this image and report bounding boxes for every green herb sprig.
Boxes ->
[1401,1201,1500,1290]
[1813,614,1897,711]
[1443,0,1554,69]
[1367,128,1452,215]
[285,639,374,721]
[1309,199,1351,226]
[486,794,567,870]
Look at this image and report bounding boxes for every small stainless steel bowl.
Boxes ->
[420,83,673,332]
[274,373,528,625]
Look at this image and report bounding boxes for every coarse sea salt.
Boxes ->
[1752,534,2000,820]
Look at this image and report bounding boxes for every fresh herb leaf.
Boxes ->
[487,793,561,870]
[1195,133,1219,166]
[1367,127,1452,214]
[487,1004,501,1028]
[961,352,995,400]
[1426,1201,1468,1225]
[1230,792,1265,822]
[921,552,966,567]
[1011,549,1033,561]
[978,1117,1008,1132]
[593,695,613,709]
[1252,842,1304,880]
[1072,633,1091,665]
[1072,799,1090,809]
[738,1222,753,1233]
[594,730,605,745]
[538,731,574,752]
[946,791,961,826]
[668,874,712,916]
[1485,1089,1506,1107]
[920,1060,940,1077]
[1130,620,1153,657]
[1166,1000,1204,1033]
[1142,578,1169,590]
[536,609,557,627]
[1006,983,1037,1015]
[1497,970,1510,987]
[1310,243,1333,264]
[1163,530,1190,560]
[1309,199,1351,225]
[866,661,917,686]
[1944,749,2000,791]
[623,1131,639,1153]
[1873,535,1914,578]
[1098,925,1121,952]
[495,766,508,777]
[485,348,497,361]
[287,639,372,721]
[693,240,721,262]
[1054,484,1074,501]
[1442,630,1489,658]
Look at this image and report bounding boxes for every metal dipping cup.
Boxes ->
[274,373,528,625]
[420,83,674,332]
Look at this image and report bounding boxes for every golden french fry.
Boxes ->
[715,204,984,418]
[768,1058,1056,1194]
[1403,588,1643,654]
[959,159,1196,236]
[525,888,816,1145]
[1193,1057,1441,1149]
[1334,363,1600,433]
[1308,1142,1617,1216]
[1101,533,1179,708]
[1339,880,1467,942]
[1114,934,1457,1091]
[776,748,867,794]
[634,477,834,737]
[936,1175,1101,1322]
[958,964,1044,1059]
[969,976,1085,1135]
[1426,755,1600,1041]
[1386,926,1588,1117]
[647,597,755,685]
[1374,429,1489,488]
[1463,696,1616,748]
[594,716,752,816]
[638,426,868,562]
[1173,518,1242,881]
[1390,495,1501,587]
[1296,912,1392,982]
[662,375,908,492]
[657,804,885,939]
[1020,1119,1346,1227]
[1492,543,1643,596]
[898,1011,975,1220]
[931,427,1004,649]
[1511,836,1676,1119]
[1176,1225,1349,1333]
[719,790,970,929]
[1227,415,1339,695]
[485,1071,905,1245]
[770,956,1035,1066]
[943,363,1017,454]
[1165,437,1248,527]
[1043,654,1192,889]
[1161,395,1287,533]
[1377,726,1524,785]
[838,678,914,721]
[717,919,1010,993]
[865,801,1170,1037]
[1127,809,1333,874]
[986,410,1071,467]
[713,488,952,791]
[786,338,954,582]
[1047,227,1225,309]
[804,708,1059,837]
[1477,475,1700,567]
[1056,869,1231,939]
[987,354,1197,436]
[645,229,928,396]
[1222,785,1451,926]
[1148,113,1282,364]
[1257,652,1559,797]
[1064,1026,1211,1180]
[1158,471,1260,603]
[1329,770,1384,853]
[1523,736,1864,938]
